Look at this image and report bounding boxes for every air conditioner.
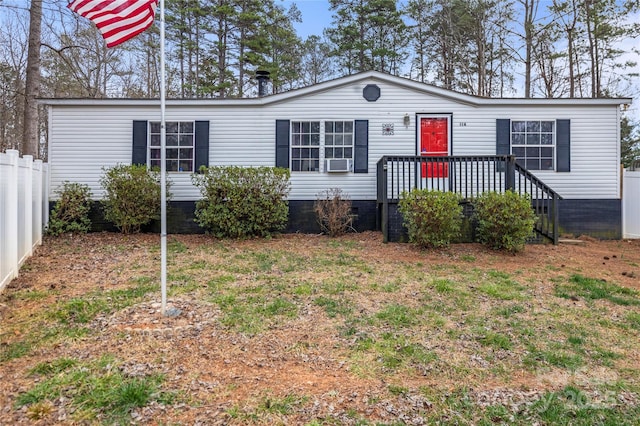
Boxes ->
[326,158,351,172]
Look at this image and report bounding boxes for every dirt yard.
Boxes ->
[0,232,639,424]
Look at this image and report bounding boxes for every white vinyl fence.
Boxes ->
[623,168,640,239]
[0,150,49,291]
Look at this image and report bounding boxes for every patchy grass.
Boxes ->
[555,274,640,306]
[16,355,175,424]
[1,233,639,424]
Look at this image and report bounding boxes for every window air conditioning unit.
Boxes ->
[326,158,351,172]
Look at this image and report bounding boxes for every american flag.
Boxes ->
[68,0,158,48]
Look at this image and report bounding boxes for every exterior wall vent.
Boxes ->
[363,84,381,102]
[326,158,351,172]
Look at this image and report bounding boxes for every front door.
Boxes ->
[419,116,449,178]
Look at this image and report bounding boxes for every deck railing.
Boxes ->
[376,155,562,243]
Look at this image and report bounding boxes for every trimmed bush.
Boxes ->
[398,189,463,248]
[192,166,290,238]
[100,164,169,234]
[47,182,92,236]
[314,188,354,237]
[473,190,537,252]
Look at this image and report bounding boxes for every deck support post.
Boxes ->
[381,158,389,243]
[552,195,559,244]
[506,155,516,191]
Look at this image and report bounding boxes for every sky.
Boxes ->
[280,0,332,38]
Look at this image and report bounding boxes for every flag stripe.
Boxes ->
[68,0,157,48]
[103,16,155,47]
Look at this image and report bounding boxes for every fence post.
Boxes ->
[7,150,19,281]
[22,155,34,260]
[33,159,43,246]
[42,163,50,228]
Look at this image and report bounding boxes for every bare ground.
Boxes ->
[0,232,639,424]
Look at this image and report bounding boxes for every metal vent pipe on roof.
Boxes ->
[256,70,270,97]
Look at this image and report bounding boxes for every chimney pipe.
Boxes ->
[256,70,270,97]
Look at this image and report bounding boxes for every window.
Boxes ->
[291,121,320,172]
[149,121,195,172]
[290,120,354,172]
[511,120,555,170]
[325,121,354,160]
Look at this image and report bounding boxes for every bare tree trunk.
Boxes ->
[552,0,578,97]
[567,27,575,97]
[22,0,42,158]
[521,0,538,98]
[583,0,603,97]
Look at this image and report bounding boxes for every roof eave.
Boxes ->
[38,71,633,107]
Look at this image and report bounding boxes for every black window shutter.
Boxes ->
[496,119,511,156]
[275,119,290,169]
[556,119,570,172]
[354,120,369,173]
[132,120,148,165]
[495,119,510,172]
[194,121,209,172]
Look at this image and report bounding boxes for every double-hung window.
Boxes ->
[511,120,555,170]
[291,120,354,172]
[149,121,195,172]
[291,121,320,172]
[325,121,354,160]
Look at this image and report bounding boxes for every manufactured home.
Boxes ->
[42,71,631,242]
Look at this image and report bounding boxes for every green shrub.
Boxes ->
[473,190,537,252]
[398,189,462,248]
[314,188,354,237]
[47,182,92,236]
[99,164,170,234]
[192,166,290,238]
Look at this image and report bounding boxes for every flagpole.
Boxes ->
[160,0,167,316]
[67,0,166,310]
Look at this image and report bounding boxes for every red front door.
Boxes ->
[420,117,449,178]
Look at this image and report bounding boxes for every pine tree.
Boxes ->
[326,0,407,75]
[621,116,640,168]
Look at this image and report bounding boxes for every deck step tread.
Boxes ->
[558,238,586,245]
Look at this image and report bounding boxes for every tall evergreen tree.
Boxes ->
[621,116,640,168]
[405,0,432,82]
[258,2,302,93]
[580,0,639,97]
[326,0,407,75]
[207,0,239,97]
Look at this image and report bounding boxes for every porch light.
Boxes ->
[403,114,410,127]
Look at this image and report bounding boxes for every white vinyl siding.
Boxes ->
[46,75,623,202]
